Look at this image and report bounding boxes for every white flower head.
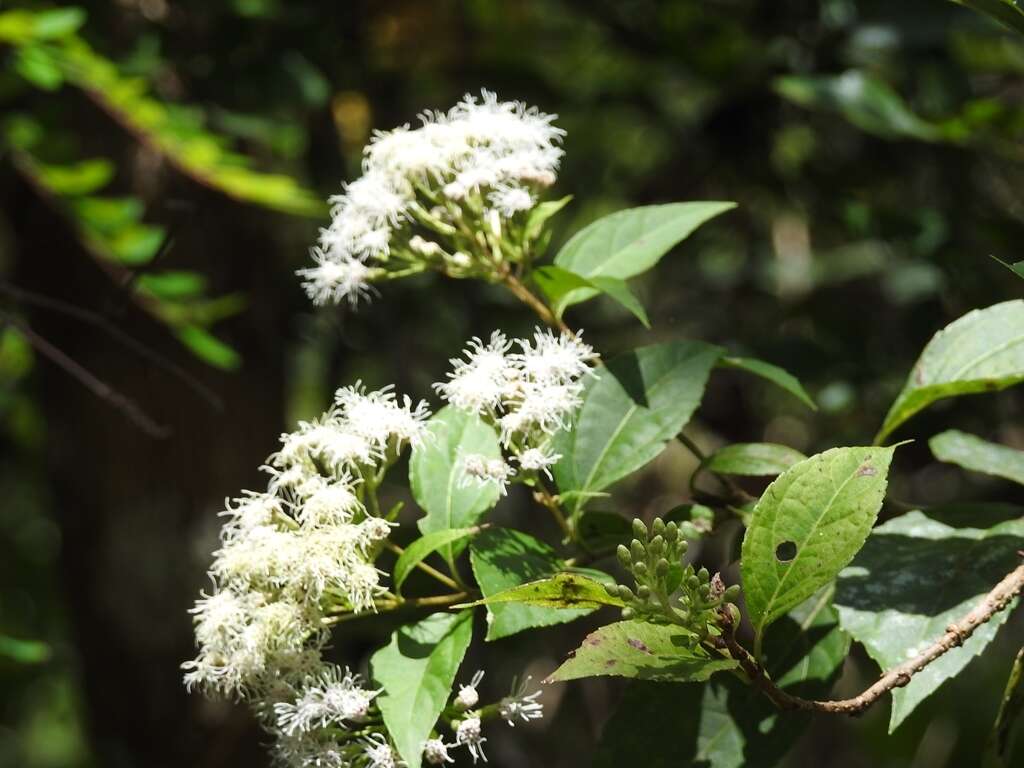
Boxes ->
[461,454,515,496]
[297,480,363,527]
[514,447,561,479]
[335,383,431,449]
[454,669,485,710]
[499,676,544,727]
[422,737,455,765]
[273,665,380,735]
[297,249,376,308]
[517,328,598,384]
[363,733,405,768]
[488,183,534,218]
[434,331,515,414]
[500,381,583,443]
[455,716,487,764]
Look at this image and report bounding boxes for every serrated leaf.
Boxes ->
[741,445,896,643]
[595,593,849,768]
[411,407,502,564]
[469,527,596,640]
[459,571,622,611]
[835,510,1024,731]
[930,430,1024,486]
[547,620,737,683]
[877,300,1024,442]
[552,340,724,514]
[371,611,473,768]
[719,356,817,410]
[552,202,735,313]
[704,443,807,476]
[394,527,479,594]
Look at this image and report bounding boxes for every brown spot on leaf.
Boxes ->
[856,464,877,477]
[627,638,652,654]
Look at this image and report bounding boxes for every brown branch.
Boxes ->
[499,269,572,335]
[717,561,1024,715]
[2,312,170,439]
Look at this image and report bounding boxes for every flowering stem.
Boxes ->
[533,484,574,542]
[383,540,461,590]
[499,269,572,335]
[323,591,473,625]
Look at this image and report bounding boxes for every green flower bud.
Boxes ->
[633,561,648,575]
[617,585,635,601]
[605,583,621,598]
[652,517,666,536]
[649,535,665,555]
[632,518,648,540]
[724,584,741,602]
[630,540,645,562]
[664,522,678,542]
[637,585,651,599]
[697,567,710,583]
[621,607,634,620]
[655,558,670,577]
[616,544,631,567]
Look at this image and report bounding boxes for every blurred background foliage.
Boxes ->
[2,1,1024,766]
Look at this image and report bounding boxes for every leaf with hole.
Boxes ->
[371,611,473,768]
[546,620,737,683]
[470,527,598,640]
[930,430,1024,487]
[552,202,735,313]
[834,510,1024,731]
[876,300,1024,442]
[741,445,896,644]
[552,340,723,514]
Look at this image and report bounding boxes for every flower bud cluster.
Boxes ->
[608,517,741,639]
[299,91,565,307]
[434,328,597,495]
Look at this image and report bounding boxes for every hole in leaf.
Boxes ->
[775,541,797,562]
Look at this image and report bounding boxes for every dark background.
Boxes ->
[2,1,1024,766]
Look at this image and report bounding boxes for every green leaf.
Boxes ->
[394,527,479,594]
[532,266,650,327]
[14,45,63,90]
[546,620,737,683]
[35,159,113,196]
[524,194,572,242]
[774,71,949,142]
[719,356,817,410]
[877,300,1024,442]
[741,445,896,644]
[372,611,473,768]
[552,202,735,313]
[834,509,1024,732]
[953,0,1024,35]
[930,430,1024,486]
[993,256,1024,281]
[469,528,596,640]
[136,271,208,300]
[552,340,724,514]
[576,510,633,552]
[703,443,807,477]
[410,406,502,563]
[987,645,1024,765]
[459,571,623,611]
[31,7,87,39]
[176,326,241,370]
[595,593,849,768]
[0,633,51,664]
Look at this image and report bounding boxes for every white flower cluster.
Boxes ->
[423,671,544,765]
[183,384,429,767]
[435,328,597,494]
[299,91,565,307]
